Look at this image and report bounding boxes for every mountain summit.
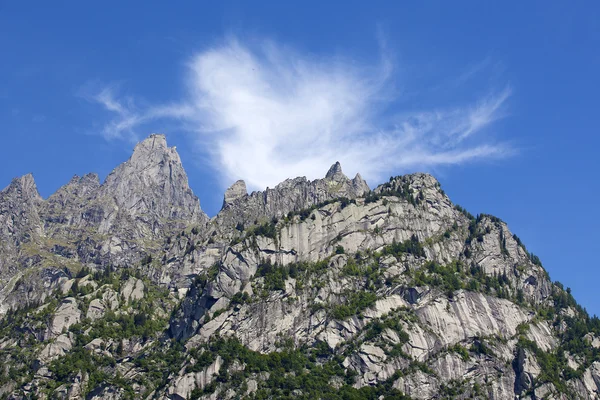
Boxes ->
[325,161,344,180]
[102,134,203,223]
[99,133,207,234]
[0,134,598,399]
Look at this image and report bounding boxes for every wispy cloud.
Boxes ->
[87,38,513,190]
[454,56,493,86]
[87,85,194,142]
[89,86,140,141]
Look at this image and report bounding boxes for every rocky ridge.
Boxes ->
[0,134,598,400]
[0,134,206,313]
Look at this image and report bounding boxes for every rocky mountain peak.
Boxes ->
[131,133,168,158]
[78,173,101,191]
[68,172,100,186]
[374,172,440,194]
[100,134,206,225]
[49,173,100,202]
[123,133,175,176]
[325,161,344,180]
[323,162,370,194]
[1,173,42,202]
[0,173,43,276]
[350,172,370,194]
[2,134,599,400]
[222,180,247,208]
[215,162,371,229]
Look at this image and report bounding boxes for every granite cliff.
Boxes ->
[0,134,598,399]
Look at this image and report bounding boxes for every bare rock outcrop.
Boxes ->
[0,133,597,400]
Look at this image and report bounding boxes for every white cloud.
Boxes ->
[88,85,194,142]
[90,86,140,141]
[88,38,513,190]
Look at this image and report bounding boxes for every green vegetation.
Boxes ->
[229,218,281,246]
[469,338,495,357]
[410,260,516,300]
[254,258,330,294]
[255,260,290,291]
[230,291,251,307]
[522,284,600,394]
[329,291,378,320]
[284,197,356,223]
[454,204,475,221]
[363,317,410,343]
[134,340,188,391]
[187,336,412,399]
[247,219,278,239]
[0,264,177,398]
[337,236,427,291]
[516,336,577,395]
[338,312,413,359]
[251,239,429,322]
[341,255,383,288]
[439,379,469,398]
[447,343,470,361]
[70,308,167,342]
[378,235,425,259]
[48,347,132,396]
[364,176,421,206]
[510,232,544,267]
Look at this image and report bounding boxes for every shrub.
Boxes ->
[251,221,277,239]
[448,344,470,361]
[379,235,425,259]
[330,291,378,320]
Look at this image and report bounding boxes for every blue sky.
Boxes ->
[2,2,599,315]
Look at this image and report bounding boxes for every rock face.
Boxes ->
[39,333,74,362]
[215,161,370,231]
[0,134,208,313]
[0,174,43,291]
[0,133,598,400]
[48,297,81,338]
[43,133,207,243]
[223,180,247,207]
[99,134,207,236]
[120,277,145,303]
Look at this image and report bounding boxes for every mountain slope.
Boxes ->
[0,135,598,400]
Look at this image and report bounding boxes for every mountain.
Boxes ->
[0,134,598,400]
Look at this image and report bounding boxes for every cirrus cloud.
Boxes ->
[88,38,513,190]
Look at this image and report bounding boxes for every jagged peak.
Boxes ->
[82,172,101,185]
[66,173,100,186]
[223,180,248,208]
[106,133,182,183]
[352,172,370,192]
[101,133,206,224]
[15,172,36,186]
[135,133,167,151]
[325,161,346,181]
[375,172,440,192]
[1,173,41,200]
[66,174,81,184]
[215,164,371,228]
[127,133,174,166]
[405,172,440,190]
[49,173,101,202]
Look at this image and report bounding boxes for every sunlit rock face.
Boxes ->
[0,133,598,400]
